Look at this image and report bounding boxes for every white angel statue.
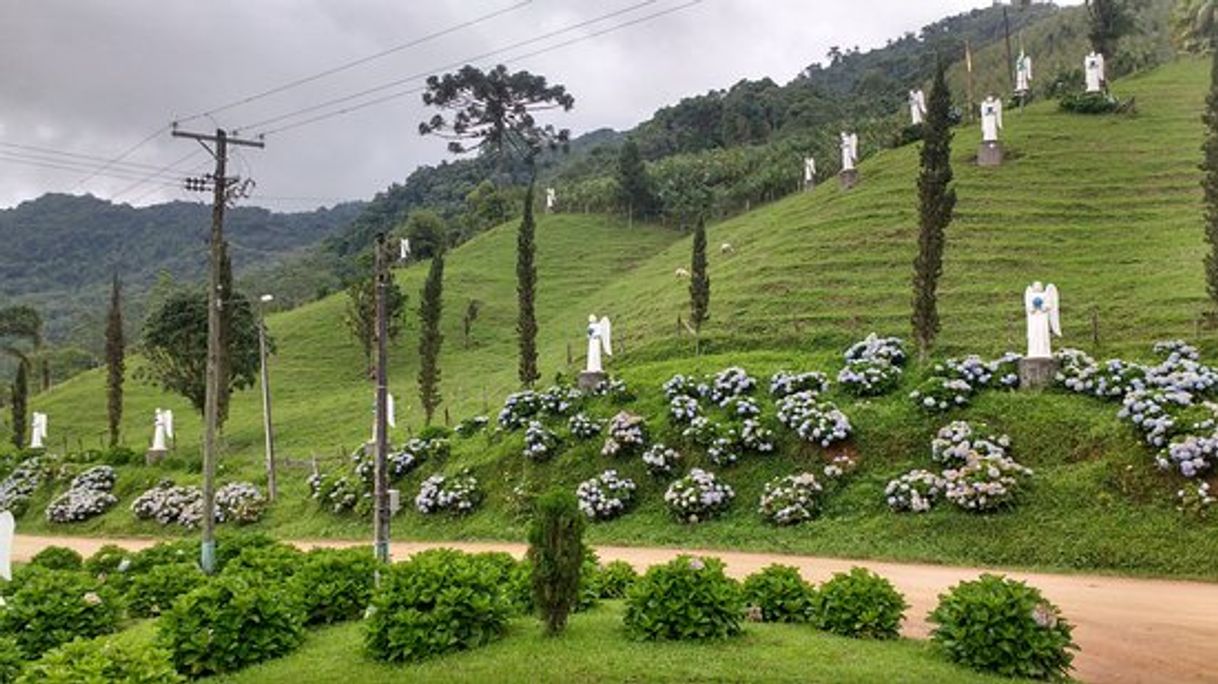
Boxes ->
[545,187,557,213]
[0,510,13,582]
[29,412,47,450]
[1025,281,1061,358]
[840,132,858,172]
[1015,51,1033,95]
[908,89,927,126]
[399,238,411,262]
[586,315,612,374]
[1085,51,1106,93]
[980,95,1003,143]
[803,156,816,187]
[151,408,174,452]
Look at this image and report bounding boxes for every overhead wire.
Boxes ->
[0,153,182,187]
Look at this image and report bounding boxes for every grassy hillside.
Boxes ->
[16,58,1218,577]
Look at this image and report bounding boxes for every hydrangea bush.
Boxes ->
[131,480,205,528]
[454,415,488,437]
[943,454,1033,512]
[884,469,947,513]
[931,421,1011,465]
[664,468,734,523]
[601,412,648,457]
[523,421,561,462]
[702,367,757,406]
[769,370,830,398]
[575,470,637,521]
[415,471,482,515]
[811,567,907,640]
[680,416,720,446]
[837,359,902,397]
[215,482,267,524]
[623,556,743,641]
[776,392,852,447]
[567,413,602,440]
[741,564,817,623]
[497,391,545,429]
[909,377,974,413]
[844,333,907,366]
[641,444,682,477]
[667,394,701,424]
[758,472,823,525]
[45,465,118,523]
[0,456,43,516]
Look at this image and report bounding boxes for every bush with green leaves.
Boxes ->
[158,572,305,677]
[219,542,304,580]
[28,546,83,571]
[528,489,586,635]
[811,567,907,639]
[18,636,183,683]
[364,548,512,662]
[0,568,123,658]
[84,544,132,577]
[125,563,206,618]
[0,636,22,684]
[623,556,743,641]
[929,574,1077,680]
[1059,90,1119,114]
[595,560,639,599]
[290,547,378,624]
[741,564,817,623]
[214,532,279,570]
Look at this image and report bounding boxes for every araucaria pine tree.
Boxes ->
[105,274,125,447]
[911,61,957,360]
[517,182,540,385]
[1203,42,1218,309]
[527,488,586,636]
[417,252,445,424]
[689,218,711,354]
[10,359,28,449]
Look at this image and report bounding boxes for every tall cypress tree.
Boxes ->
[10,360,28,449]
[689,218,711,354]
[1204,42,1218,308]
[518,179,540,386]
[105,274,125,447]
[615,138,656,221]
[417,252,445,425]
[911,60,957,361]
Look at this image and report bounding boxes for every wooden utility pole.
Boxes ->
[258,294,277,501]
[172,126,263,574]
[373,234,391,565]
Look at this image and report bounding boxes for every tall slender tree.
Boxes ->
[615,138,656,222]
[217,242,235,429]
[105,275,125,447]
[1203,42,1218,310]
[911,60,957,361]
[517,186,540,385]
[10,359,28,449]
[689,218,711,355]
[1086,0,1133,60]
[417,252,445,425]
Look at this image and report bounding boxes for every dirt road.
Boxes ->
[13,535,1215,683]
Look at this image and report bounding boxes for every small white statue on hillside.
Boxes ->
[151,408,174,452]
[908,89,927,126]
[29,412,47,450]
[840,132,859,172]
[545,187,557,213]
[1015,50,1033,95]
[0,510,13,582]
[399,238,411,262]
[803,156,816,190]
[1085,51,1106,93]
[1025,281,1062,359]
[980,95,1004,143]
[585,315,613,374]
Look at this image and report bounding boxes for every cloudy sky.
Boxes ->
[0,0,1079,211]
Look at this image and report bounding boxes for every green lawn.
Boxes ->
[205,602,1016,684]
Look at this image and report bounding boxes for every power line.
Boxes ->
[0,141,189,174]
[69,124,172,190]
[176,1,533,125]
[239,0,668,135]
[0,153,183,187]
[109,149,208,201]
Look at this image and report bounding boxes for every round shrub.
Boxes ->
[290,547,377,624]
[214,481,268,524]
[220,543,304,580]
[0,569,122,658]
[575,470,637,521]
[811,567,907,639]
[929,574,1077,680]
[158,573,305,676]
[214,532,280,570]
[415,470,482,515]
[624,556,743,641]
[601,411,648,457]
[664,468,734,523]
[522,421,561,461]
[884,469,947,513]
[758,472,824,525]
[837,359,902,397]
[775,393,853,447]
[0,636,22,684]
[931,421,1010,465]
[125,563,206,618]
[909,376,973,413]
[18,636,183,683]
[595,560,638,599]
[364,548,512,662]
[641,443,682,477]
[943,454,1033,512]
[741,564,816,623]
[84,544,132,577]
[29,546,83,571]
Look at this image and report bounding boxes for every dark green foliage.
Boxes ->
[461,298,482,348]
[214,532,281,571]
[0,636,21,683]
[527,488,586,635]
[404,209,448,259]
[929,574,1077,680]
[220,542,304,580]
[689,219,710,340]
[517,182,540,386]
[624,555,743,641]
[469,551,533,615]
[1204,44,1218,309]
[125,563,206,618]
[575,550,601,613]
[343,273,407,374]
[104,275,124,447]
[217,241,235,428]
[289,547,378,625]
[9,360,28,450]
[83,544,131,577]
[418,252,445,424]
[29,546,82,571]
[0,569,122,658]
[417,424,452,441]
[811,567,908,639]
[139,289,262,416]
[18,636,184,684]
[741,564,817,623]
[158,573,305,676]
[1086,0,1135,58]
[129,540,197,575]
[595,560,639,599]
[911,60,956,360]
[1059,91,1121,114]
[363,548,512,662]
[615,139,658,219]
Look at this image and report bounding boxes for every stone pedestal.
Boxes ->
[1018,357,1059,391]
[145,449,166,466]
[577,371,606,392]
[977,141,1003,167]
[838,169,858,190]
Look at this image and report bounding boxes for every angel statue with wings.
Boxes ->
[586,315,613,374]
[1025,282,1061,358]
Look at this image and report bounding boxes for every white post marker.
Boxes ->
[0,510,13,582]
[29,412,47,450]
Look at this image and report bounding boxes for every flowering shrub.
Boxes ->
[641,444,682,477]
[592,376,634,402]
[680,415,720,446]
[29,546,83,571]
[931,421,1011,466]
[776,392,853,447]
[1117,388,1194,447]
[624,556,743,641]
[909,376,974,413]
[454,415,489,437]
[307,472,362,514]
[668,394,701,424]
[0,456,43,516]
[1154,339,1200,362]
[415,471,482,515]
[844,333,908,366]
[0,568,123,658]
[1160,433,1218,478]
[1177,481,1215,516]
[1060,357,1146,400]
[935,355,995,387]
[770,370,830,398]
[131,480,205,528]
[929,574,1076,680]
[838,359,902,397]
[601,411,648,457]
[538,385,582,416]
[126,562,207,618]
[811,567,907,639]
[943,454,1033,512]
[576,470,637,521]
[662,374,699,400]
[708,419,775,467]
[567,413,602,440]
[990,352,1022,389]
[758,472,823,525]
[497,391,545,429]
[742,564,817,623]
[822,453,858,480]
[703,367,757,406]
[45,465,118,523]
[215,482,267,524]
[884,469,946,513]
[523,421,561,462]
[664,468,734,523]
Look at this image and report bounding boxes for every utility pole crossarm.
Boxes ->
[171,128,266,148]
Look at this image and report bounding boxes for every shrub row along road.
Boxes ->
[13,534,1216,683]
